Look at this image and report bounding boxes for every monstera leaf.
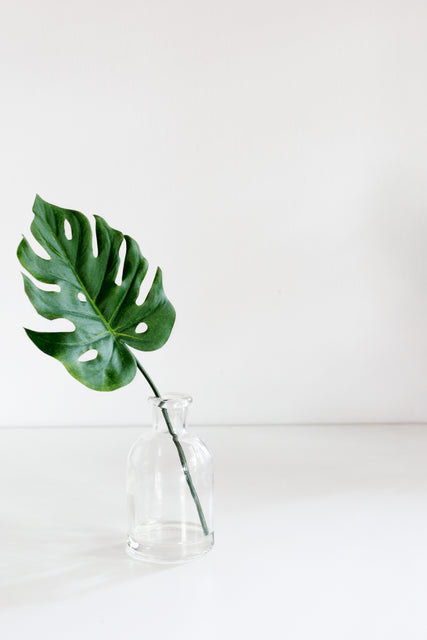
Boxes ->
[17,195,176,391]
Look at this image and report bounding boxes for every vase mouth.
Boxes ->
[149,393,193,409]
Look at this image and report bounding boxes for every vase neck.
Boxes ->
[150,394,192,435]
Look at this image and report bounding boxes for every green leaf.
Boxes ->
[17,195,176,391]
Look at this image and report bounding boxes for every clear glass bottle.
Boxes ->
[126,393,214,563]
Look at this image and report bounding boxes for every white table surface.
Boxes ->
[1,425,427,639]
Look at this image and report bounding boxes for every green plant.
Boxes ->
[17,195,208,534]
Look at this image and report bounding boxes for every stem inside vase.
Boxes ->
[134,357,210,536]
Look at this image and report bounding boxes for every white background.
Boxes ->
[1,0,427,427]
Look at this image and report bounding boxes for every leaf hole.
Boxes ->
[136,266,157,305]
[64,219,72,240]
[36,318,75,332]
[25,235,51,260]
[135,322,148,334]
[77,292,87,302]
[29,277,61,292]
[89,215,98,257]
[78,349,98,362]
[114,239,126,286]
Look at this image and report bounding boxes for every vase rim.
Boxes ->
[149,392,193,409]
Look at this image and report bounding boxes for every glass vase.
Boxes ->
[126,393,214,563]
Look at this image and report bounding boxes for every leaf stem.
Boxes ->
[134,357,210,536]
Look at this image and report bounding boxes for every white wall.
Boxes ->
[1,0,427,426]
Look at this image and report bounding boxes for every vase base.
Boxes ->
[126,521,214,564]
